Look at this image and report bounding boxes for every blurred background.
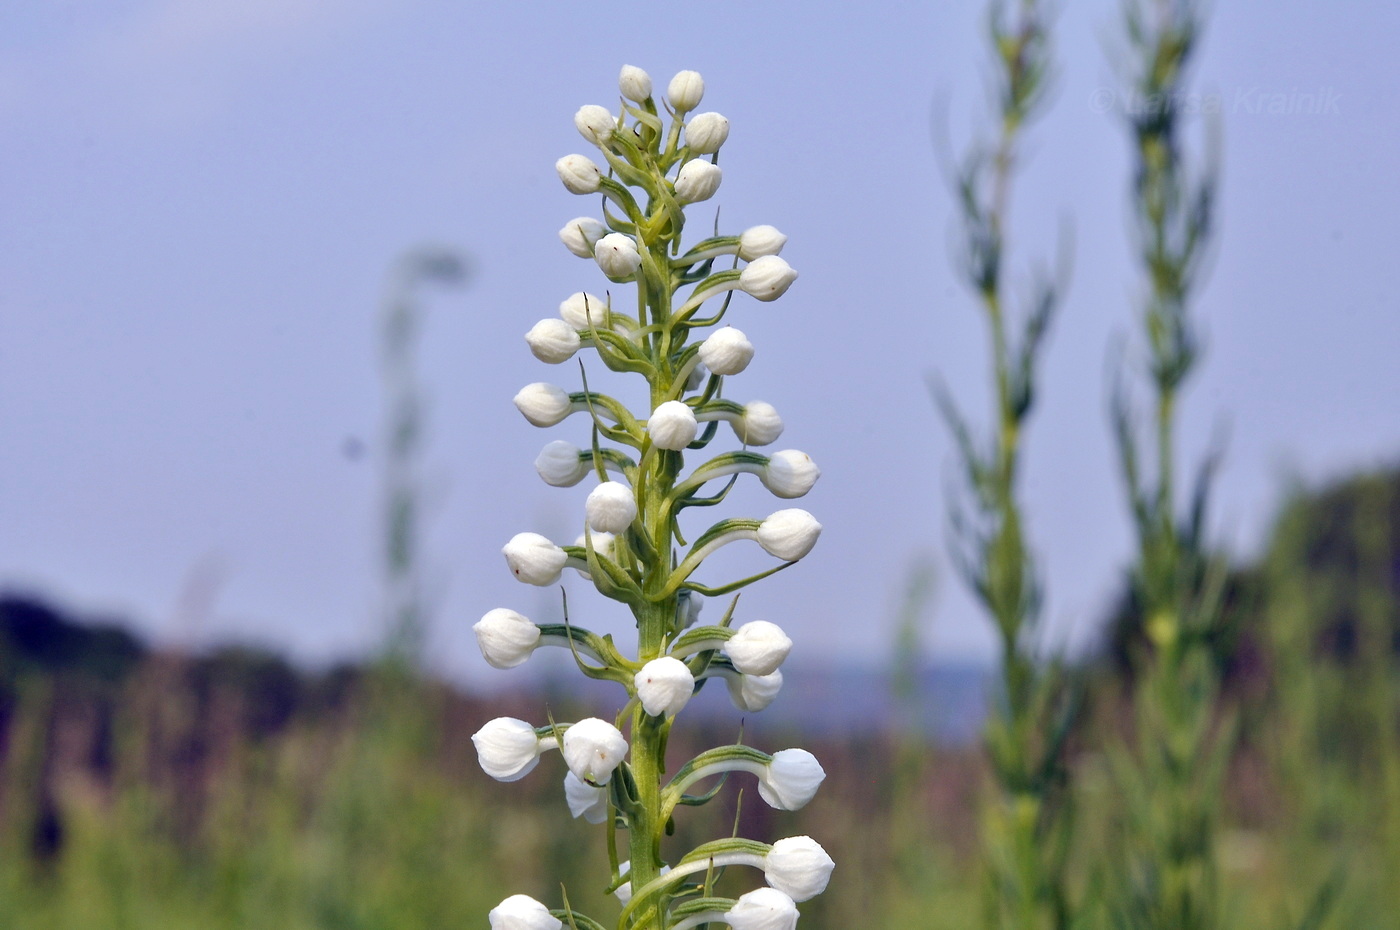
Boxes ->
[2,1,1397,927]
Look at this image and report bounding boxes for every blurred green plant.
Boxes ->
[379,246,468,669]
[1260,468,1400,923]
[1102,1,1231,927]
[935,3,1081,928]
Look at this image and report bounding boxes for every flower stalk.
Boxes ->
[474,65,829,930]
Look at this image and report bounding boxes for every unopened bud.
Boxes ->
[686,112,729,154]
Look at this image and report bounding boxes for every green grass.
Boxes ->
[2,655,1397,930]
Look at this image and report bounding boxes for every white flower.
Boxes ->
[562,717,628,785]
[556,154,602,194]
[649,400,698,450]
[725,887,800,930]
[535,440,589,487]
[514,382,573,427]
[619,64,652,102]
[758,749,825,811]
[667,70,705,112]
[559,216,608,258]
[489,894,562,930]
[764,836,834,902]
[473,608,541,669]
[634,656,695,717]
[725,621,793,676]
[738,225,788,261]
[525,318,581,364]
[594,232,643,280]
[698,327,753,376]
[686,112,730,154]
[574,105,615,145]
[614,861,671,904]
[674,160,722,203]
[736,401,784,446]
[472,717,549,782]
[726,668,783,712]
[739,255,798,301]
[559,291,609,330]
[757,509,821,561]
[586,481,637,533]
[761,450,820,499]
[563,771,609,824]
[503,532,569,585]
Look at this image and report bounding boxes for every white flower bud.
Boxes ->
[472,717,546,782]
[757,509,821,561]
[764,836,834,902]
[761,450,820,499]
[634,656,695,717]
[686,112,729,154]
[535,440,589,487]
[678,590,704,629]
[489,894,563,930]
[649,400,698,450]
[736,401,784,446]
[556,154,602,194]
[685,360,709,392]
[570,529,615,581]
[503,532,569,585]
[559,291,609,330]
[726,887,800,930]
[574,105,615,145]
[667,70,705,112]
[698,327,753,376]
[619,64,652,102]
[562,717,628,785]
[559,216,608,258]
[574,530,616,559]
[740,255,798,301]
[674,160,722,203]
[767,834,828,901]
[725,620,793,676]
[614,862,671,904]
[586,481,637,533]
[525,318,581,364]
[738,225,788,261]
[758,749,825,811]
[594,232,643,280]
[473,608,541,669]
[513,382,573,427]
[564,771,609,824]
[726,668,783,712]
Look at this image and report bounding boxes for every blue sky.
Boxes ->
[2,1,1397,686]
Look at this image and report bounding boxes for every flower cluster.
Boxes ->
[472,65,831,930]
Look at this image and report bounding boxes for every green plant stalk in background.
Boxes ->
[379,248,466,668]
[1106,2,1229,927]
[938,3,1078,928]
[471,66,833,930]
